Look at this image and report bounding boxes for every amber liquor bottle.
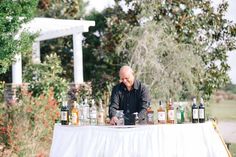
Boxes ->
[167,99,175,124]
[157,101,166,124]
[71,101,79,125]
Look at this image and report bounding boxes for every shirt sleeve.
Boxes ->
[109,85,120,119]
[138,85,150,121]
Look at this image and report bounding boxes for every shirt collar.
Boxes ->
[121,79,138,91]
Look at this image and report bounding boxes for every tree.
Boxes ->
[104,0,236,99]
[117,21,204,100]
[0,0,38,75]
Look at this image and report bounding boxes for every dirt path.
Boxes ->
[218,121,236,144]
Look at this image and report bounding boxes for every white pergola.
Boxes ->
[13,17,95,84]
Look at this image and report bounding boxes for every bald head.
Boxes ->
[119,66,135,91]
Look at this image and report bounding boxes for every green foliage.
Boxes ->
[117,21,204,100]
[37,0,88,83]
[221,82,236,94]
[0,0,38,74]
[107,0,236,99]
[23,53,68,102]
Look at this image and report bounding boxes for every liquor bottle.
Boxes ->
[97,99,105,125]
[176,102,185,124]
[146,102,154,124]
[89,99,97,125]
[157,101,166,124]
[60,101,69,125]
[83,98,90,125]
[78,98,84,126]
[71,101,79,125]
[192,98,199,123]
[199,97,205,123]
[167,98,175,124]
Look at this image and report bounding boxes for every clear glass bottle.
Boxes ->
[97,99,105,125]
[199,97,205,123]
[89,99,97,125]
[83,98,90,125]
[192,98,199,123]
[157,100,166,124]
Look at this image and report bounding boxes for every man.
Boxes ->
[109,65,150,125]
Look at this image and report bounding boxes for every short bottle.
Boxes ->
[89,99,97,125]
[71,101,79,125]
[157,101,166,124]
[167,98,175,124]
[60,101,69,125]
[146,102,154,124]
[192,98,199,123]
[199,97,205,123]
[97,99,105,125]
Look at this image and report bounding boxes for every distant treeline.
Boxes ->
[221,83,236,94]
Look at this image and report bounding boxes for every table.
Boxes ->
[50,122,229,157]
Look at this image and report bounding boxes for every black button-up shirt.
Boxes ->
[109,79,150,124]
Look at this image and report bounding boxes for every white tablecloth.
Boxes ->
[49,122,229,157]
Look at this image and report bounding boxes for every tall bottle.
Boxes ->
[89,99,97,125]
[157,101,166,124]
[97,99,105,125]
[60,101,69,125]
[192,98,199,123]
[83,98,90,125]
[199,97,205,123]
[146,102,154,124]
[167,98,175,124]
[71,101,79,125]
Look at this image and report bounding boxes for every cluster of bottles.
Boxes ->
[146,98,205,124]
[60,98,106,126]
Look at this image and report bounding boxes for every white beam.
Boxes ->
[73,33,83,84]
[32,41,40,64]
[12,54,22,84]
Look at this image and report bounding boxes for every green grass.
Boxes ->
[208,99,236,121]
[208,99,236,156]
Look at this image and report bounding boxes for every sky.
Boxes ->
[87,0,236,84]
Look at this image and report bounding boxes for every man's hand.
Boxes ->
[110,116,119,125]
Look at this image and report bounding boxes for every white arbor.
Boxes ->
[13,17,95,84]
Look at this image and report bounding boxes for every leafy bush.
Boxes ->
[23,53,69,103]
[0,87,60,157]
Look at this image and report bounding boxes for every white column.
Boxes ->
[12,53,22,84]
[73,33,83,84]
[32,41,41,64]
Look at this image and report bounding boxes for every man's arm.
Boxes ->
[138,85,150,121]
[109,85,120,124]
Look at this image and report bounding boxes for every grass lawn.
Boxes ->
[208,99,236,156]
[208,99,236,121]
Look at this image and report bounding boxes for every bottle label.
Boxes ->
[61,111,68,121]
[177,112,181,120]
[193,109,198,119]
[97,113,104,124]
[158,111,165,121]
[168,110,174,120]
[90,111,97,119]
[199,109,205,119]
[72,113,78,124]
[147,112,154,122]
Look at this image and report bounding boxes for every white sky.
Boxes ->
[87,0,236,84]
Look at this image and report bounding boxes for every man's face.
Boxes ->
[119,69,134,89]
